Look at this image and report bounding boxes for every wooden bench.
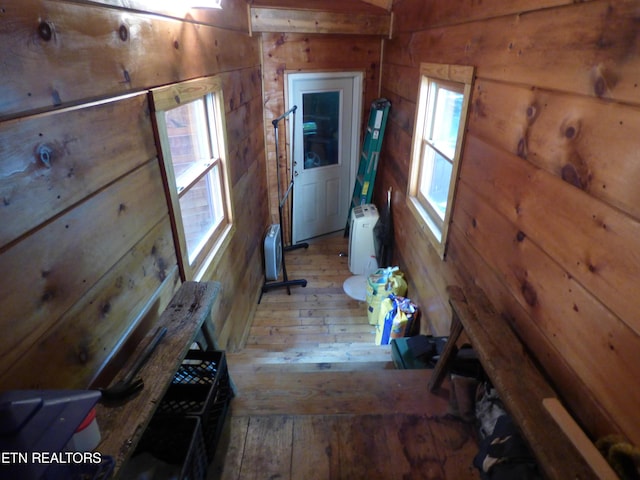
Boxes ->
[95,280,221,476]
[428,284,616,480]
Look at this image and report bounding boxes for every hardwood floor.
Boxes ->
[209,234,480,479]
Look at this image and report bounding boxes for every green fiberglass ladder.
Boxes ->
[345,98,391,235]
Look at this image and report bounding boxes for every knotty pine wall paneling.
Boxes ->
[379,0,640,446]
[202,66,269,351]
[260,32,383,241]
[0,0,265,389]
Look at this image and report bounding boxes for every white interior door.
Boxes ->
[288,72,362,244]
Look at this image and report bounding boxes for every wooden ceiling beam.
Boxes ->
[249,6,392,37]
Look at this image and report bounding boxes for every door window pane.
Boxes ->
[302,91,340,170]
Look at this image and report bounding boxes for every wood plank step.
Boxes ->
[228,343,392,364]
[248,323,374,337]
[250,320,370,331]
[257,292,359,304]
[229,360,395,375]
[250,315,370,327]
[229,369,448,416]
[245,332,375,346]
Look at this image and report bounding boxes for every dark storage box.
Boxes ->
[134,416,207,480]
[391,335,448,369]
[43,456,114,480]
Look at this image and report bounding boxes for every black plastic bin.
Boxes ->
[42,455,115,480]
[154,350,232,462]
[134,415,207,480]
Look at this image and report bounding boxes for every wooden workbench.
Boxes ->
[95,281,221,476]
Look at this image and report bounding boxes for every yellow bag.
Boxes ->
[375,295,420,345]
[366,267,407,325]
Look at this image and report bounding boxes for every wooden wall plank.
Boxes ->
[0,160,167,372]
[0,1,266,393]
[0,92,155,249]
[362,0,391,11]
[461,135,640,336]
[215,248,265,350]
[382,31,414,68]
[445,226,618,443]
[207,65,269,349]
[453,179,640,443]
[261,32,383,73]
[1,0,259,119]
[469,78,640,222]
[251,0,389,14]
[224,98,265,174]
[393,0,585,31]
[70,0,250,31]
[89,266,181,389]
[212,161,268,350]
[250,7,391,36]
[381,0,640,447]
[228,117,266,186]
[380,63,419,104]
[455,136,640,445]
[0,219,178,390]
[407,1,640,105]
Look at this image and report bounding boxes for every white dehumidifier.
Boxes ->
[348,204,379,275]
[264,224,282,281]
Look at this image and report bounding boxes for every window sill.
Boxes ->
[192,223,235,281]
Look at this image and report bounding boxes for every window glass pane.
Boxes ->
[179,166,224,262]
[206,96,220,160]
[165,98,211,179]
[302,91,340,170]
[419,142,435,195]
[426,147,453,219]
[429,85,463,160]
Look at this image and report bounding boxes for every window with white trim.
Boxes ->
[407,63,474,258]
[151,76,233,280]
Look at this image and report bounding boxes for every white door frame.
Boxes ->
[286,70,363,243]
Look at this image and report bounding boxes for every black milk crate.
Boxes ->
[43,455,114,480]
[155,350,232,462]
[134,416,207,480]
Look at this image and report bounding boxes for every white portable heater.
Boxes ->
[264,223,282,281]
[348,204,379,275]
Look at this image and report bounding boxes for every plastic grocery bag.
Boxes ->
[375,294,420,345]
[366,267,407,325]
